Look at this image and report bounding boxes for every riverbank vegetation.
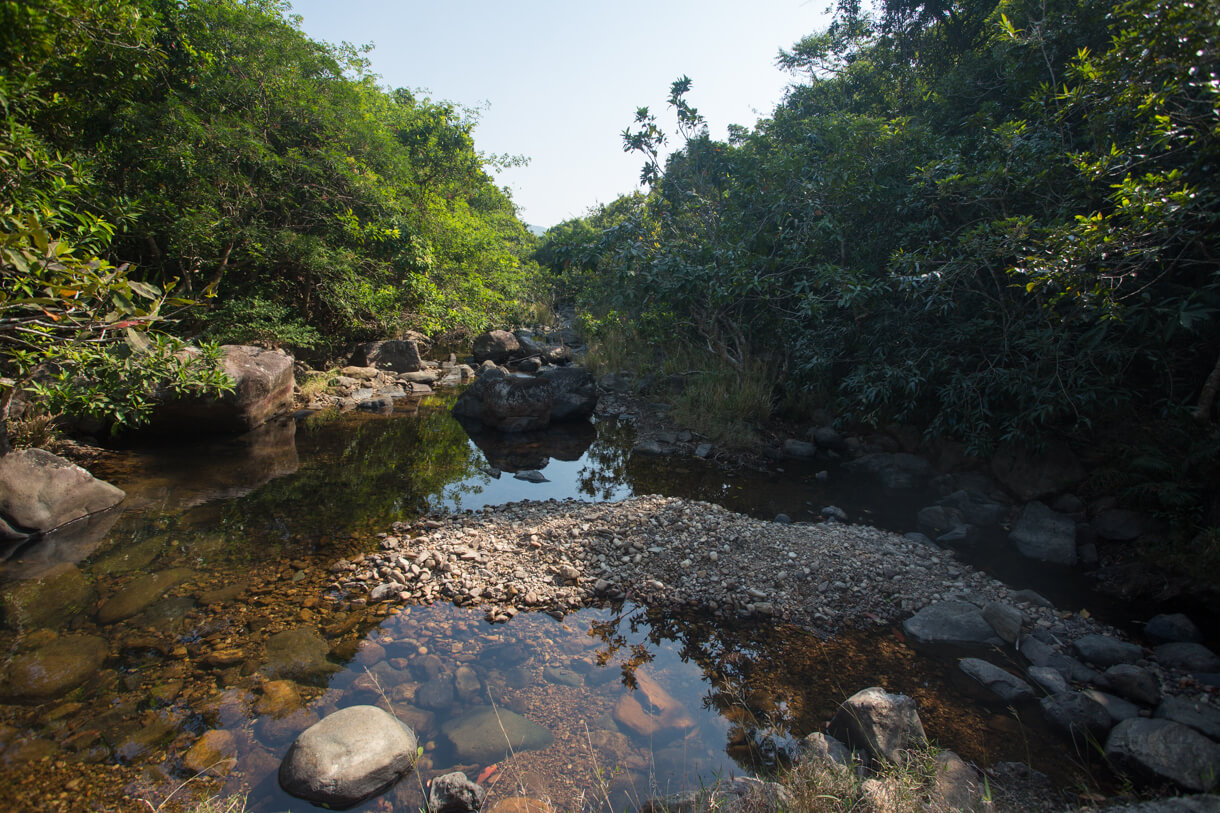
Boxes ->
[0,0,542,443]
[537,0,1220,558]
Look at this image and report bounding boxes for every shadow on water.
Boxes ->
[0,392,1114,810]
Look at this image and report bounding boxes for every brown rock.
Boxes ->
[182,729,237,775]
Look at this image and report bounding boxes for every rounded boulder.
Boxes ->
[279,705,418,808]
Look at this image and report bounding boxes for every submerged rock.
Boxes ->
[1,562,95,629]
[441,707,553,764]
[429,771,487,813]
[96,568,194,624]
[0,634,108,702]
[1009,501,1077,565]
[279,705,419,808]
[262,627,339,684]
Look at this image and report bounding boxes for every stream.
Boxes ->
[0,391,1122,811]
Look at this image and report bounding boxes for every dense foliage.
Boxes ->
[540,0,1220,448]
[0,0,540,444]
[538,0,1220,535]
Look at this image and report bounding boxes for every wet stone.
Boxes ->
[542,664,582,687]
[262,627,339,684]
[442,707,554,764]
[97,568,195,625]
[416,678,456,710]
[1039,691,1112,744]
[1,562,95,630]
[0,633,108,702]
[1103,664,1161,706]
[429,771,487,813]
[182,729,237,775]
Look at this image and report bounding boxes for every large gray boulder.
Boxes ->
[828,687,927,764]
[902,601,997,648]
[1009,501,1077,565]
[350,339,422,373]
[472,330,520,364]
[481,376,552,432]
[149,345,294,434]
[0,448,125,543]
[537,366,597,421]
[279,705,418,808]
[991,440,1084,501]
[1105,718,1220,792]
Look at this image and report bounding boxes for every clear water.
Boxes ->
[0,394,1099,811]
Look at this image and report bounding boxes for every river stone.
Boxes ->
[991,440,1084,501]
[543,664,582,687]
[149,345,294,434]
[0,634,108,702]
[183,729,237,775]
[1040,691,1112,743]
[97,567,194,624]
[1027,665,1069,695]
[537,366,597,421]
[255,680,302,717]
[1009,501,1077,565]
[829,687,926,765]
[982,601,1024,644]
[350,340,422,373]
[263,627,339,684]
[279,705,418,807]
[416,678,456,710]
[1084,689,1141,724]
[1105,718,1220,792]
[902,601,996,647]
[0,448,125,540]
[1073,634,1143,667]
[1,562,95,629]
[959,658,1035,703]
[641,777,793,813]
[91,534,166,577]
[799,732,853,768]
[916,505,965,538]
[1145,613,1202,644]
[429,771,487,813]
[1155,643,1220,673]
[473,330,521,364]
[1156,697,1220,740]
[938,489,1007,527]
[480,376,552,432]
[1104,664,1161,706]
[928,750,985,813]
[441,707,553,764]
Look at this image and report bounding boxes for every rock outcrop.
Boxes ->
[149,345,294,434]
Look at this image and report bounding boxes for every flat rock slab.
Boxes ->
[280,705,418,808]
[1105,717,1220,792]
[441,707,553,764]
[902,601,996,647]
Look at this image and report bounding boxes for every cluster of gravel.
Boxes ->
[327,494,1106,639]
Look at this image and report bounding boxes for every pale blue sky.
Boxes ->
[286,1,830,228]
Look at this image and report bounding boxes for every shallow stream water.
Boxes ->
[0,392,1114,811]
